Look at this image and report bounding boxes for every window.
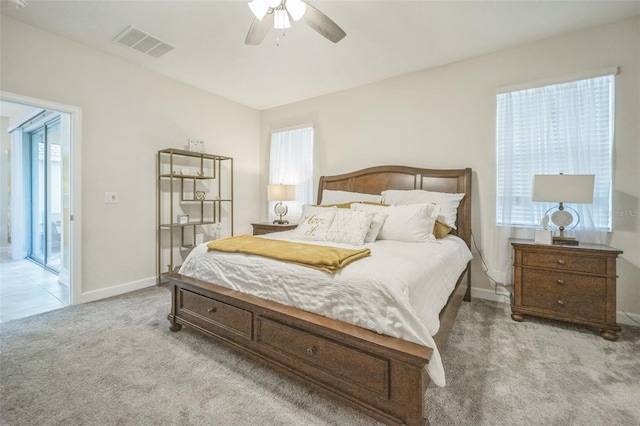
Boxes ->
[496,74,614,231]
[269,124,314,222]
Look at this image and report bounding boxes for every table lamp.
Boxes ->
[532,174,595,245]
[267,184,296,224]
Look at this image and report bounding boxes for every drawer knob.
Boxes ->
[557,259,565,265]
[557,279,565,285]
[306,347,317,356]
[207,307,217,314]
[557,300,565,306]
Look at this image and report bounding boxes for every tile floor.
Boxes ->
[0,252,69,323]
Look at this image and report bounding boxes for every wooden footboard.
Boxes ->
[167,265,469,426]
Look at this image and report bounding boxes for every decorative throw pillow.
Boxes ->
[363,211,389,243]
[351,203,440,242]
[381,189,464,229]
[433,220,453,239]
[321,190,382,205]
[294,205,337,241]
[326,209,376,245]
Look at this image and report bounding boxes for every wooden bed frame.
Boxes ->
[166,165,472,426]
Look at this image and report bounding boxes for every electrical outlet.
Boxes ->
[104,192,118,203]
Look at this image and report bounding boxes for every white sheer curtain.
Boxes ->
[269,124,314,223]
[492,74,615,284]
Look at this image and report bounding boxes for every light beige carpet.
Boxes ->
[1,286,638,425]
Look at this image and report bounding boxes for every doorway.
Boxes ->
[0,91,81,320]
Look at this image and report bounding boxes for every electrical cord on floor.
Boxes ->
[470,232,511,301]
[621,310,640,326]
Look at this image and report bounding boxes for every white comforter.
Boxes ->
[179,231,472,387]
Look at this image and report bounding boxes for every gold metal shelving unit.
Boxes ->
[157,148,233,284]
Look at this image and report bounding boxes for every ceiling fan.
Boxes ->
[245,0,346,45]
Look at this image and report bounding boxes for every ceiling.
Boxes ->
[1,0,639,110]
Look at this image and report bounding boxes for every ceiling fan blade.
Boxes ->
[303,3,346,43]
[245,13,275,45]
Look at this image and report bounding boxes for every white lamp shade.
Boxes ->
[248,0,269,20]
[286,0,307,21]
[268,184,296,201]
[532,174,595,204]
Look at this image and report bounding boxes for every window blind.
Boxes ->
[269,125,314,222]
[496,75,614,231]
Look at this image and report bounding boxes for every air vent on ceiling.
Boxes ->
[113,25,174,59]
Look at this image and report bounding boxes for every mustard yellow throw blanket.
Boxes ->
[207,235,371,274]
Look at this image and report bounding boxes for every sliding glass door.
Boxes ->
[29,118,62,272]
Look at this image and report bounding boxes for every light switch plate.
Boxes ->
[104,192,118,203]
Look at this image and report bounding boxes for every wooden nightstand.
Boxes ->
[510,239,623,341]
[251,222,298,236]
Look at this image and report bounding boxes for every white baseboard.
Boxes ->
[76,275,156,305]
[470,286,640,328]
[472,287,511,304]
[617,310,640,327]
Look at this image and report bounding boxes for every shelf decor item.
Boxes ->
[532,174,595,245]
[267,184,296,224]
[188,139,205,153]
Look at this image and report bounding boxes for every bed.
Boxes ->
[166,165,472,426]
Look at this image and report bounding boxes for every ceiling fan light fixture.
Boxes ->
[248,0,269,20]
[286,0,307,21]
[245,0,345,46]
[274,8,291,29]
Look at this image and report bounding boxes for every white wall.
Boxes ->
[1,16,261,298]
[260,17,640,321]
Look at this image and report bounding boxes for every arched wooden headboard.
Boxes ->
[317,165,472,250]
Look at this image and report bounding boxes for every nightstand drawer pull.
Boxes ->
[207,307,217,314]
[306,346,317,356]
[557,300,565,306]
[557,259,565,265]
[557,279,565,285]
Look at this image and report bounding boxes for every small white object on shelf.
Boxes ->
[188,139,205,153]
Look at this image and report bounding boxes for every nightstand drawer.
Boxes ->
[521,291,606,322]
[522,269,606,298]
[522,251,606,274]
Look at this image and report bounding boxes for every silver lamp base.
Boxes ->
[273,202,289,225]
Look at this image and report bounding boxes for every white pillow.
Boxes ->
[351,203,440,242]
[326,210,376,245]
[363,211,388,243]
[294,205,336,241]
[320,189,382,205]
[381,189,464,229]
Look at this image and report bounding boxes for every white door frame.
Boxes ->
[1,91,82,305]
